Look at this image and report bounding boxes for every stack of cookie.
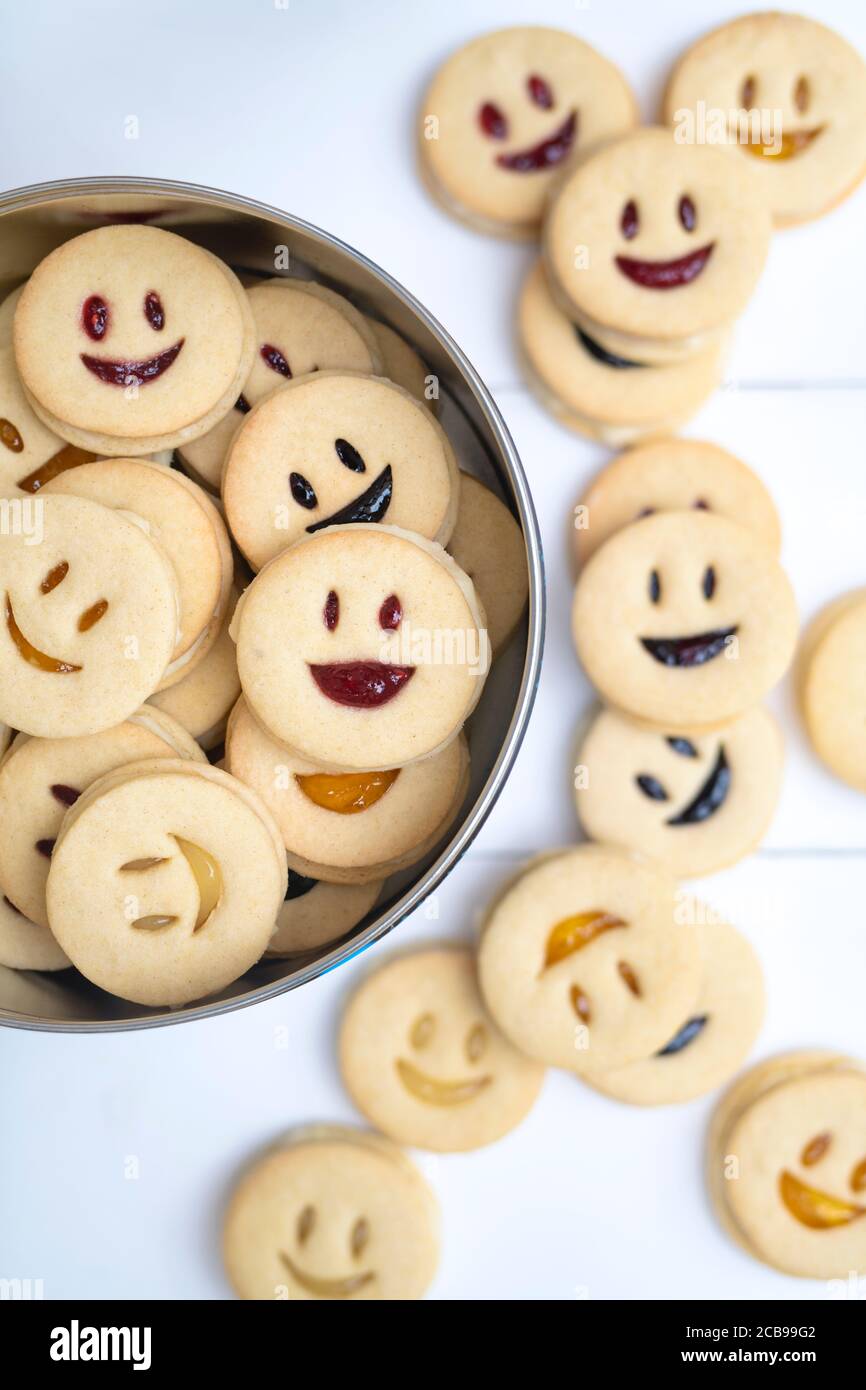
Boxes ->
[571,438,793,880]
[0,221,529,1008]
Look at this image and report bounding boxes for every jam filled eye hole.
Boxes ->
[289,472,317,510]
[527,74,553,109]
[379,594,402,630]
[479,101,508,139]
[679,195,697,232]
[794,75,810,113]
[649,569,661,604]
[741,75,757,108]
[801,1133,831,1167]
[41,561,69,594]
[143,292,164,331]
[620,200,639,240]
[410,1011,435,1049]
[323,590,339,632]
[702,566,716,600]
[466,1023,487,1063]
[850,1157,866,1193]
[82,295,109,341]
[297,1204,315,1245]
[335,438,365,473]
[351,1217,370,1258]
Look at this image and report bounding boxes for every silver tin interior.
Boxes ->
[0,177,544,1031]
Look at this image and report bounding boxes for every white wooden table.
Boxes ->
[2,0,865,1300]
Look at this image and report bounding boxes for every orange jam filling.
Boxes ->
[296,768,399,814]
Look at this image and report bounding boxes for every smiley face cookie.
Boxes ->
[179,281,383,491]
[267,876,382,957]
[222,372,458,571]
[663,13,866,227]
[223,1126,439,1300]
[518,262,726,444]
[0,708,204,931]
[13,225,254,454]
[0,345,98,497]
[446,473,528,654]
[45,759,286,1007]
[0,493,179,737]
[574,438,781,566]
[572,510,798,731]
[42,458,233,684]
[799,589,866,793]
[226,695,468,882]
[477,845,700,1074]
[148,588,241,750]
[575,705,783,877]
[233,524,487,771]
[419,26,637,238]
[340,948,544,1151]
[544,127,771,358]
[709,1052,866,1278]
[584,914,764,1105]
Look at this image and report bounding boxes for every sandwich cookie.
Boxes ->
[419,26,637,238]
[575,705,784,877]
[42,458,233,687]
[364,319,434,410]
[477,845,700,1074]
[799,589,866,792]
[572,510,798,731]
[446,473,528,654]
[267,876,383,957]
[226,695,468,883]
[0,285,24,347]
[179,280,383,491]
[518,262,725,444]
[0,493,179,737]
[232,524,488,771]
[223,1126,439,1300]
[45,759,286,1007]
[13,226,255,454]
[222,372,459,571]
[544,127,771,362]
[709,1052,866,1278]
[584,914,764,1105]
[574,438,781,566]
[339,947,545,1151]
[662,13,866,227]
[0,708,204,930]
[148,588,242,750]
[0,345,97,496]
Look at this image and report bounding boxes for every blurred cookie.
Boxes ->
[574,438,781,565]
[663,13,866,226]
[419,26,636,237]
[800,589,866,792]
[223,1126,439,1300]
[340,947,544,1151]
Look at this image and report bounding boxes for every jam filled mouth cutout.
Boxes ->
[396,1011,492,1107]
[479,73,577,173]
[640,628,737,668]
[636,740,731,825]
[779,1133,866,1231]
[280,1206,375,1299]
[614,196,714,289]
[78,291,184,386]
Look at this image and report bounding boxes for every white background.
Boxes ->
[2,0,866,1301]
